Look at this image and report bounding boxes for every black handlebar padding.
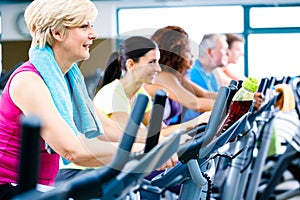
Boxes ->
[144,90,168,153]
[18,115,41,195]
[257,78,269,95]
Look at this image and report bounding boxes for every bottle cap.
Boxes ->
[242,77,258,92]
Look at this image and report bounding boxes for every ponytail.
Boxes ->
[96,51,122,92]
[96,36,157,92]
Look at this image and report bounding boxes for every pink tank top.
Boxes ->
[0,61,59,186]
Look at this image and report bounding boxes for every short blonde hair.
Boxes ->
[24,0,98,48]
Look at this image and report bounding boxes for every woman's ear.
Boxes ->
[126,59,135,70]
[51,28,64,41]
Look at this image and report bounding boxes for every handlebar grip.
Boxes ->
[268,76,276,89]
[110,94,149,170]
[144,89,168,153]
[18,115,41,195]
[257,77,269,95]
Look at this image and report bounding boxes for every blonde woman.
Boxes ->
[0,0,172,198]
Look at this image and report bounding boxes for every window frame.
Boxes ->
[116,3,300,79]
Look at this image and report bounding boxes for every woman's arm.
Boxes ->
[10,72,144,167]
[160,111,211,137]
[146,72,215,112]
[93,102,125,142]
[108,112,149,143]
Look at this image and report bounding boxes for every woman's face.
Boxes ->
[61,21,98,63]
[184,45,193,70]
[133,48,161,84]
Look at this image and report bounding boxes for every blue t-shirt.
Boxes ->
[189,59,219,91]
[182,59,219,122]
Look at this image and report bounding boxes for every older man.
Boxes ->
[182,34,229,122]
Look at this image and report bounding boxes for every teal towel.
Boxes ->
[29,45,103,164]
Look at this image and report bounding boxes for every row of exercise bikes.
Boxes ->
[12,75,300,200]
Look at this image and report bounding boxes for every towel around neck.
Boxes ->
[29,44,104,163]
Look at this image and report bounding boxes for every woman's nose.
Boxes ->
[156,63,162,72]
[88,29,98,40]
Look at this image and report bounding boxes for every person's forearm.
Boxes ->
[196,98,215,112]
[160,111,211,137]
[67,136,144,167]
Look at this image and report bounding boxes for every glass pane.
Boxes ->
[118,6,243,43]
[248,33,300,80]
[250,6,300,28]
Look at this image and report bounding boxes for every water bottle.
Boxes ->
[219,77,259,134]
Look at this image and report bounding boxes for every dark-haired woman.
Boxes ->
[93,36,211,143]
[145,25,217,125]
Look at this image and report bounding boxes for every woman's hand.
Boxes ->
[156,153,178,171]
[196,111,211,124]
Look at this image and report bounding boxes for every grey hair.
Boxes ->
[198,34,226,57]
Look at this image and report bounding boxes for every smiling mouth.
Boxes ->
[150,74,157,82]
[151,73,157,78]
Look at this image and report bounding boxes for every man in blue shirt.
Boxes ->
[182,34,229,122]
